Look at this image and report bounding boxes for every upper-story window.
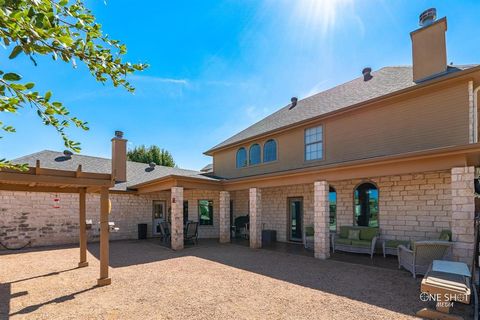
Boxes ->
[236,148,247,168]
[249,144,261,165]
[305,125,323,161]
[263,139,277,162]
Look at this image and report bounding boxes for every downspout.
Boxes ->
[474,84,480,143]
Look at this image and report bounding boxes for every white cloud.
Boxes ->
[129,75,189,86]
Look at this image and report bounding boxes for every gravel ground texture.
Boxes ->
[0,240,473,319]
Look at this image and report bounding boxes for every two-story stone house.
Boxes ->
[1,11,480,265]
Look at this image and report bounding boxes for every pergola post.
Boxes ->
[97,187,111,286]
[78,187,88,268]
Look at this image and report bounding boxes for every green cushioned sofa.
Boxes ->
[331,226,379,258]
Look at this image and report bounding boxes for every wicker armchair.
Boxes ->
[398,241,452,278]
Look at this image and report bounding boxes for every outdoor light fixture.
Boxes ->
[53,194,60,209]
[108,221,120,233]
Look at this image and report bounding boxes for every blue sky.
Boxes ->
[2,1,480,170]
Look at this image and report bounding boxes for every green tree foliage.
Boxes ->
[127,145,176,167]
[0,0,148,170]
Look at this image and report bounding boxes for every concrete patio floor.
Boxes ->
[0,240,473,319]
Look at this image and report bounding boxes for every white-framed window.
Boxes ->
[305,125,323,161]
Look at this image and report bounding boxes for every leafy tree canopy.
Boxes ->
[0,0,148,170]
[127,145,176,168]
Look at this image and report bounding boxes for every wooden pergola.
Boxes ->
[0,161,114,286]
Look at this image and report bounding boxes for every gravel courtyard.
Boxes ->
[0,240,469,319]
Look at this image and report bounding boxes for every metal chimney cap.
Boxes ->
[362,67,373,81]
[419,8,437,27]
[149,162,156,168]
[289,97,298,110]
[114,130,124,139]
[63,150,73,158]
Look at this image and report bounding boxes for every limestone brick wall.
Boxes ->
[333,170,452,241]
[231,190,249,220]
[450,167,475,264]
[0,189,221,248]
[229,170,453,243]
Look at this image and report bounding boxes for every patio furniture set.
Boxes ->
[303,225,454,278]
[159,221,199,246]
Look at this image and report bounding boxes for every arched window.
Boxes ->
[329,186,337,231]
[236,148,247,168]
[354,182,379,227]
[249,144,261,165]
[263,139,277,162]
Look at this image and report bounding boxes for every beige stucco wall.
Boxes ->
[0,189,221,248]
[213,81,470,179]
[230,170,452,243]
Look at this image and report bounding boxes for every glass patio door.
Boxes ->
[152,200,166,236]
[288,198,303,242]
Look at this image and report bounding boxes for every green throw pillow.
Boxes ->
[348,229,360,240]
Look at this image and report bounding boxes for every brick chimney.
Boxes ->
[111,130,127,182]
[410,8,447,82]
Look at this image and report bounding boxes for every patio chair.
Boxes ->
[303,225,314,250]
[239,222,249,240]
[184,221,199,245]
[398,240,453,278]
[234,215,249,239]
[159,221,171,244]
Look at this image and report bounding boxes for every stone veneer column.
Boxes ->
[249,188,262,249]
[170,187,184,250]
[314,181,330,259]
[451,167,475,265]
[219,191,230,243]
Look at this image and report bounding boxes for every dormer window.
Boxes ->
[236,148,247,168]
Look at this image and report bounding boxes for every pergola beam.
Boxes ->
[0,184,80,193]
[0,171,111,187]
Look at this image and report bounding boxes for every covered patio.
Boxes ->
[222,144,480,266]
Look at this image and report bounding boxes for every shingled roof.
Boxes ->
[206,65,478,153]
[13,150,220,191]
